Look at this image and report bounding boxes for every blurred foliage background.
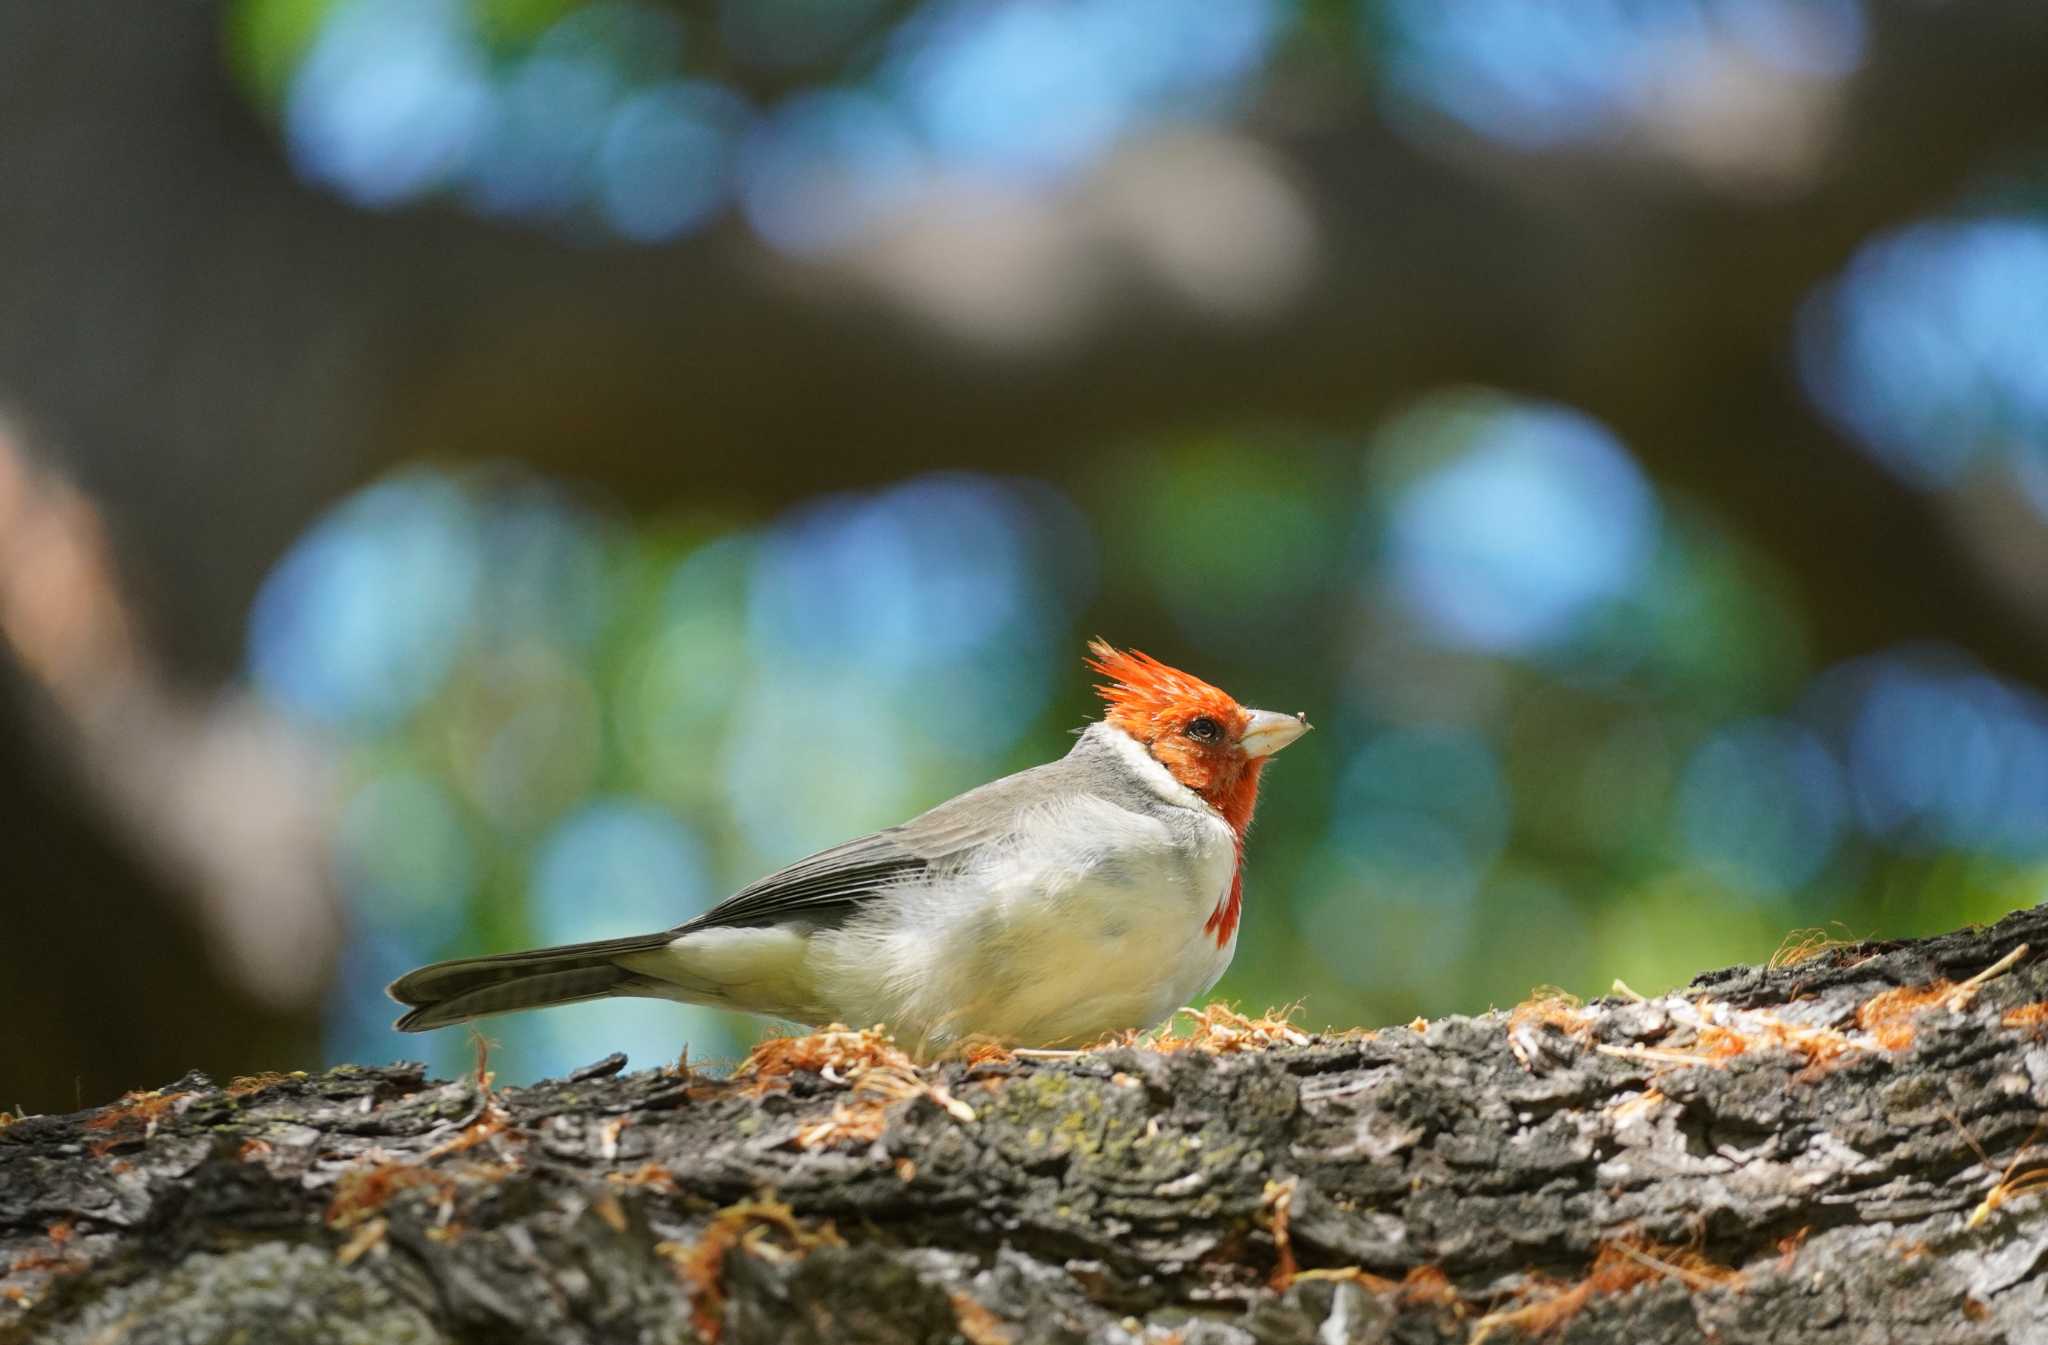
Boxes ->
[4,0,2048,1110]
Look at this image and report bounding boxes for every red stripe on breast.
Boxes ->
[1201,757,1260,949]
[1203,853,1243,948]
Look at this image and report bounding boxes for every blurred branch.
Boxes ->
[0,421,334,1114]
[0,649,324,1116]
[0,0,2045,690]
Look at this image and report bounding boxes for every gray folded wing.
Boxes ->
[672,830,933,932]
[673,757,1076,934]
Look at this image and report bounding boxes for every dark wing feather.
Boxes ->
[673,830,931,932]
[672,757,1082,934]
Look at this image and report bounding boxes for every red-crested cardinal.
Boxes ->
[388,642,1310,1053]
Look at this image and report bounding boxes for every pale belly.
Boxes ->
[811,804,1241,1051]
[892,895,1235,1048]
[620,795,1242,1053]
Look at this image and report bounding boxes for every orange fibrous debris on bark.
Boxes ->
[950,1290,1021,1345]
[595,1114,633,1161]
[791,1099,893,1151]
[1262,1178,1299,1288]
[2001,1001,2048,1033]
[1841,945,2031,1055]
[1152,1003,1312,1053]
[590,1190,629,1234]
[1698,1016,1853,1068]
[607,1161,680,1192]
[1593,970,2029,1075]
[83,1087,193,1154]
[1507,988,1597,1070]
[1394,1265,1463,1312]
[315,1099,519,1234]
[1604,1088,1670,1126]
[1969,1166,2048,1230]
[956,1038,1019,1067]
[1267,1179,1466,1316]
[1469,1237,1741,1343]
[1508,988,1592,1038]
[1284,1262,1394,1291]
[1595,1002,1864,1072]
[468,1025,497,1095]
[324,1162,459,1230]
[225,1071,302,1099]
[739,1024,914,1083]
[84,1088,190,1132]
[4,1221,84,1279]
[1588,947,2034,1074]
[1767,926,1858,970]
[424,1111,511,1162]
[1289,1264,1467,1315]
[1851,982,1959,1052]
[737,1025,977,1134]
[1959,1119,2048,1230]
[659,1197,844,1342]
[334,1217,388,1267]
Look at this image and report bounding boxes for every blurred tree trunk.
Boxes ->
[1,0,2047,682]
[0,661,320,1115]
[5,906,2045,1344]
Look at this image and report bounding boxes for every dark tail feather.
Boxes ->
[387,930,678,1032]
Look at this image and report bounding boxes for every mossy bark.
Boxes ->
[6,905,2048,1344]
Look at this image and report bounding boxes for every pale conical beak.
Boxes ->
[1241,708,1311,759]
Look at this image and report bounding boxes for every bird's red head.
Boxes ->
[1086,640,1306,839]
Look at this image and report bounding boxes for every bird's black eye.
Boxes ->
[1186,716,1222,743]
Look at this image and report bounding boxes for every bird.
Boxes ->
[387,641,1310,1054]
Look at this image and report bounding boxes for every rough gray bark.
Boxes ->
[6,904,2048,1345]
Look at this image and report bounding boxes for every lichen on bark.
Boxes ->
[6,905,2048,1344]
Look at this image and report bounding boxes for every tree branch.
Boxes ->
[6,904,2046,1343]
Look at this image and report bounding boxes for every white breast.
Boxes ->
[812,787,1240,1051]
